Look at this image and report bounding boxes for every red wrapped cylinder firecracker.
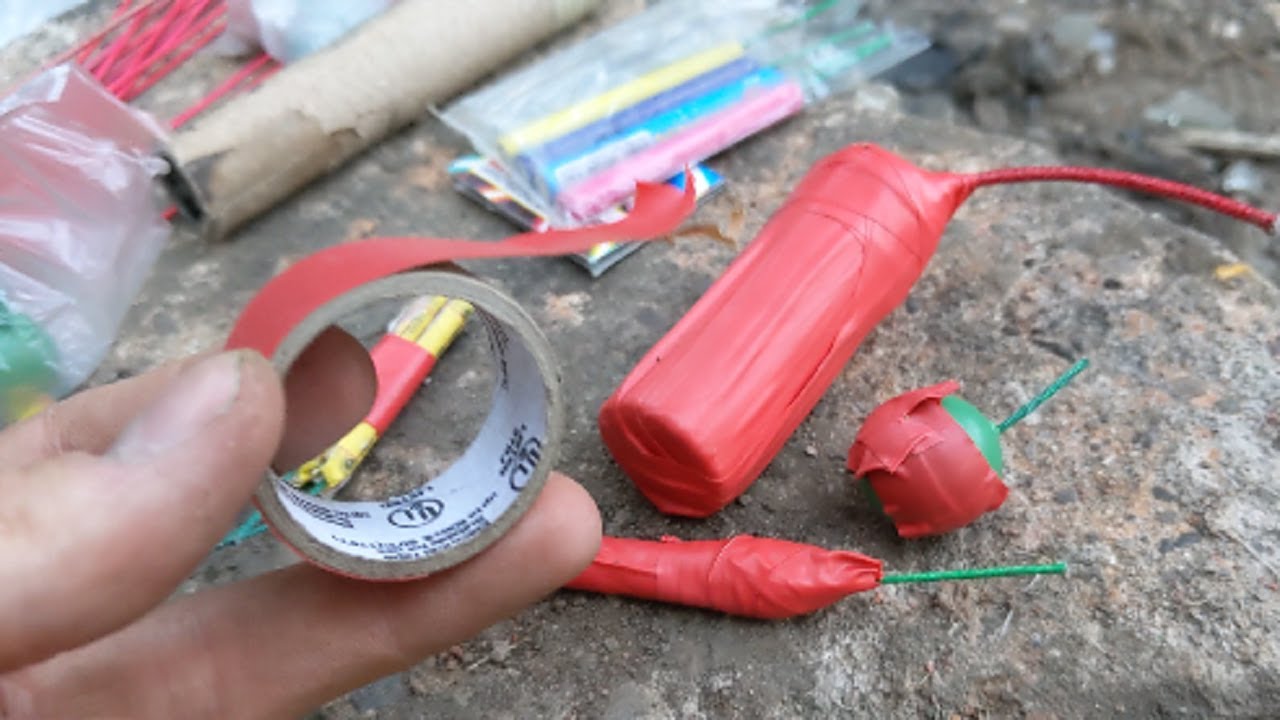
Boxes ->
[599,144,978,518]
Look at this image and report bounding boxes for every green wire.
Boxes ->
[997,358,1090,433]
[881,562,1068,585]
[216,511,269,549]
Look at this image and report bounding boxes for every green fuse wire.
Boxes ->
[939,358,1092,478]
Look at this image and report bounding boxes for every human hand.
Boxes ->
[0,330,602,718]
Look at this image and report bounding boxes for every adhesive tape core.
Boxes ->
[253,270,563,581]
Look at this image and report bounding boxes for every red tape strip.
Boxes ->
[225,175,696,358]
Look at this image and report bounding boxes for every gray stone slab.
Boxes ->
[7,2,1279,716]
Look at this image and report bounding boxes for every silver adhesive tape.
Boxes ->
[254,270,563,581]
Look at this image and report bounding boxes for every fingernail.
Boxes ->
[111,352,244,460]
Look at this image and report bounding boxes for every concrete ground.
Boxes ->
[4,2,1279,717]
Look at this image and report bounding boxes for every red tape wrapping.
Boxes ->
[599,144,976,517]
[365,335,438,434]
[225,177,696,357]
[848,381,1008,538]
[222,177,696,579]
[566,535,884,619]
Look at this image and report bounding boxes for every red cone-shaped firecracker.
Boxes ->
[599,144,978,518]
[565,535,884,619]
[848,381,1008,538]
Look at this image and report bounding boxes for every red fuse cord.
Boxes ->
[969,165,1277,233]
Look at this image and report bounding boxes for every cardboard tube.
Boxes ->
[166,0,601,240]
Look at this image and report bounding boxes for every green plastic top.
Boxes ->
[940,394,1003,476]
[0,299,58,391]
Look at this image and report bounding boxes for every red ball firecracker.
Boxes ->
[848,359,1089,538]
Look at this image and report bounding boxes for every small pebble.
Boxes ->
[490,639,514,664]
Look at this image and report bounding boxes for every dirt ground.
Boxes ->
[3,2,1279,718]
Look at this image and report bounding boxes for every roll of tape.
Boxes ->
[224,176,696,581]
[258,270,562,581]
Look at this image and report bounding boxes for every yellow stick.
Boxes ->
[417,299,473,356]
[497,42,744,154]
[392,295,448,340]
[291,296,470,494]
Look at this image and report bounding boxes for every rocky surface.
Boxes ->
[4,1,1280,717]
[133,77,1280,720]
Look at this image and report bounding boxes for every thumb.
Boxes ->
[0,351,285,672]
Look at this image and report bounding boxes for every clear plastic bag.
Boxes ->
[0,64,170,424]
[0,0,90,50]
[440,0,928,222]
[220,0,394,62]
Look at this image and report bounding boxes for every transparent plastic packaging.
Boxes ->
[0,64,170,424]
[441,0,928,222]
[0,0,90,50]
[221,0,394,62]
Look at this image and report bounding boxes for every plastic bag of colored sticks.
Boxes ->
[0,65,170,425]
[440,0,929,223]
